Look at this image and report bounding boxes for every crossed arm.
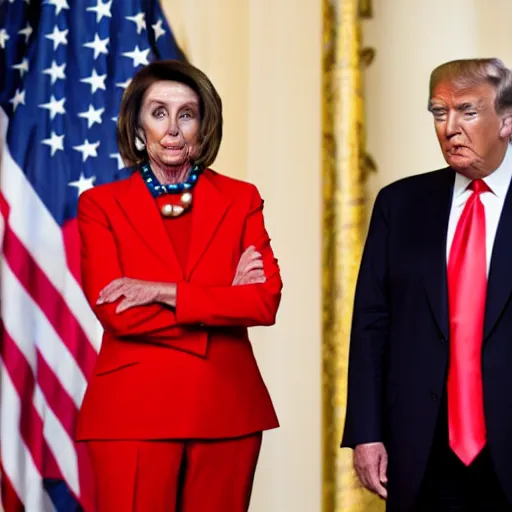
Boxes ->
[97,244,265,312]
[78,185,282,339]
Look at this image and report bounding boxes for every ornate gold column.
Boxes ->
[322,1,381,511]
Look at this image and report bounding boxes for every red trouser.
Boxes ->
[86,433,262,512]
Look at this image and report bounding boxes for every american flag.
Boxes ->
[0,1,183,510]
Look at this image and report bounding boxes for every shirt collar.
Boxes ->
[453,143,512,203]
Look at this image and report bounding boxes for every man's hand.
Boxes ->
[353,442,388,499]
[232,245,266,285]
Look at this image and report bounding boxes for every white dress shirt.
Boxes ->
[446,144,512,275]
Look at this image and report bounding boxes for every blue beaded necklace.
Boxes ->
[140,161,202,217]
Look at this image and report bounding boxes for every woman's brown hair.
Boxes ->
[117,59,223,169]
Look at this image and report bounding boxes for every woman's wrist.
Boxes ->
[155,282,177,307]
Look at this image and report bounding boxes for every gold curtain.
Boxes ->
[322,0,382,511]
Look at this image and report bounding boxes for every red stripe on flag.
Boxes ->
[36,353,76,436]
[0,460,24,512]
[36,354,97,511]
[0,205,97,380]
[0,196,97,511]
[1,325,62,480]
[0,192,9,221]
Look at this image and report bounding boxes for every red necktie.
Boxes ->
[447,179,489,466]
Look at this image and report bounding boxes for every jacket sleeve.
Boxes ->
[341,189,390,448]
[77,191,187,341]
[175,185,283,327]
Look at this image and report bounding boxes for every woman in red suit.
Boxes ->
[76,60,282,512]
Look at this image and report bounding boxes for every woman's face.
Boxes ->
[138,80,201,169]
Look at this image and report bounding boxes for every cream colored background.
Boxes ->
[160,1,512,511]
[161,1,323,511]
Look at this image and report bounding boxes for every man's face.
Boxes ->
[430,80,512,178]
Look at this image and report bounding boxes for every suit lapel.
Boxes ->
[186,171,230,279]
[115,172,184,279]
[484,181,512,340]
[422,169,455,342]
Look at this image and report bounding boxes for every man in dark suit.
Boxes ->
[342,58,512,511]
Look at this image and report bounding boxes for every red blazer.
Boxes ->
[75,169,282,440]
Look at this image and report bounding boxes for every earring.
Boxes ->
[135,137,146,152]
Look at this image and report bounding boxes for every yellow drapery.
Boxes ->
[322,0,382,511]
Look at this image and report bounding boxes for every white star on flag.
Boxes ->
[9,89,25,111]
[42,131,65,156]
[39,95,66,120]
[111,116,118,123]
[110,153,125,170]
[0,29,10,50]
[47,0,70,15]
[45,26,68,50]
[152,19,166,41]
[42,60,66,85]
[80,69,107,93]
[83,34,109,60]
[86,0,113,23]
[115,78,132,90]
[122,45,150,67]
[69,173,96,196]
[126,13,146,35]
[73,139,100,162]
[18,23,33,43]
[12,58,29,77]
[78,105,105,128]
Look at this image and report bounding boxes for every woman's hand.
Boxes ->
[97,246,264,313]
[97,278,177,313]
[232,245,266,286]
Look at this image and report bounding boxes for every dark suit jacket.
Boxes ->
[341,167,512,511]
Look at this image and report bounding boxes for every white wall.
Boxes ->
[161,1,322,511]
[162,0,249,180]
[245,3,322,511]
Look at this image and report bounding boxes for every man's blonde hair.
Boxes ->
[428,58,512,115]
